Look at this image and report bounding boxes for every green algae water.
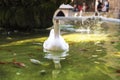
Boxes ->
[0,22,120,80]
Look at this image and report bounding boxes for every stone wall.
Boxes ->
[109,0,120,18]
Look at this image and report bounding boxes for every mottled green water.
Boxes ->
[0,22,120,80]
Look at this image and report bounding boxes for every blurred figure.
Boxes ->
[73,4,79,12]
[82,2,87,12]
[78,2,87,12]
[106,0,109,12]
[102,0,109,12]
[97,0,103,12]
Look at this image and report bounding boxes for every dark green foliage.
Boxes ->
[0,0,66,32]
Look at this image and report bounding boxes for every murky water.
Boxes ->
[43,21,120,80]
[0,19,120,80]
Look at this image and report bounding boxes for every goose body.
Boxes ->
[43,29,69,51]
[43,20,69,51]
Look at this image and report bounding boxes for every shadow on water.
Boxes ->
[0,29,50,45]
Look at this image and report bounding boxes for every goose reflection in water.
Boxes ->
[44,50,69,69]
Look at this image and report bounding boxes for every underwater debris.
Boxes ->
[16,72,21,75]
[0,61,8,64]
[96,50,103,52]
[92,55,98,57]
[79,48,88,51]
[116,70,120,73]
[30,59,50,66]
[30,59,42,65]
[40,70,47,75]
[0,60,26,68]
[12,59,26,67]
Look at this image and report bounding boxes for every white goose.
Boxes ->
[43,20,69,51]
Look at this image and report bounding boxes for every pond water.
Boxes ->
[0,18,120,80]
[42,19,120,80]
